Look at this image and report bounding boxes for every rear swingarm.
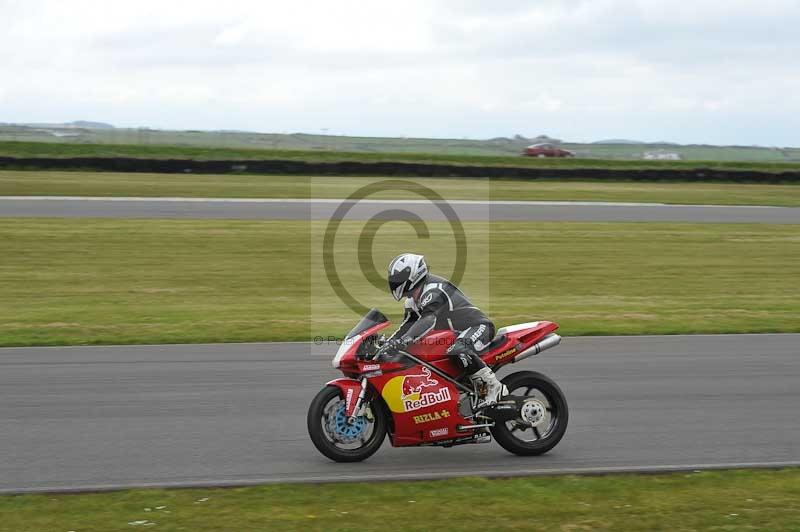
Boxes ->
[482,395,530,423]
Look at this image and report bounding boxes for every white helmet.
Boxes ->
[387,253,428,301]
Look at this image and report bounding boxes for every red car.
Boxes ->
[523,143,574,157]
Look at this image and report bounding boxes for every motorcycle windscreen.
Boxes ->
[345,308,389,339]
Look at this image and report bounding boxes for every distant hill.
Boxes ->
[9,121,115,129]
[67,121,114,129]
[593,139,646,145]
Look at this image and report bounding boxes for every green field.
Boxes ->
[3,125,800,163]
[2,469,798,531]
[2,140,800,173]
[2,170,800,206]
[1,219,798,347]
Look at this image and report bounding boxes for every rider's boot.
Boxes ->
[470,367,507,409]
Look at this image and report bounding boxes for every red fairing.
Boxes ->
[333,321,391,373]
[367,365,466,446]
[405,330,456,362]
[481,321,559,367]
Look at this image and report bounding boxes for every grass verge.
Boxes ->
[2,170,800,206]
[2,140,800,172]
[1,219,798,346]
[1,469,799,531]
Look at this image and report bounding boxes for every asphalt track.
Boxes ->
[1,196,800,222]
[1,334,798,493]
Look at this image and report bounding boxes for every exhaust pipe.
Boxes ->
[513,333,562,363]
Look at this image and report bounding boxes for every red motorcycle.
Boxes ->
[307,309,568,462]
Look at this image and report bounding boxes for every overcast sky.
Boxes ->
[2,0,798,145]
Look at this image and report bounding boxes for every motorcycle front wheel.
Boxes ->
[490,371,568,456]
[307,385,387,462]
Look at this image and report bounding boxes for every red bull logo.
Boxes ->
[403,387,451,412]
[401,367,438,396]
[381,367,453,413]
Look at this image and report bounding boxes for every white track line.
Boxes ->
[0,196,786,209]
[2,461,797,495]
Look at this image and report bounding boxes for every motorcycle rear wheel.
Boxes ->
[307,385,387,462]
[490,371,568,456]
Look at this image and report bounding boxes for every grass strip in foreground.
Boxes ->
[1,469,799,531]
[1,220,798,346]
[3,170,800,206]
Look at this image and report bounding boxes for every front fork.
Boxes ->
[346,377,368,425]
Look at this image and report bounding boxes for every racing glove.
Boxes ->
[375,337,406,360]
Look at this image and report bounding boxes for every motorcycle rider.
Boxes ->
[377,253,506,408]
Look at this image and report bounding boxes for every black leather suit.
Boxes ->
[388,274,495,374]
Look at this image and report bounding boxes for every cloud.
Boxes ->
[1,0,798,145]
